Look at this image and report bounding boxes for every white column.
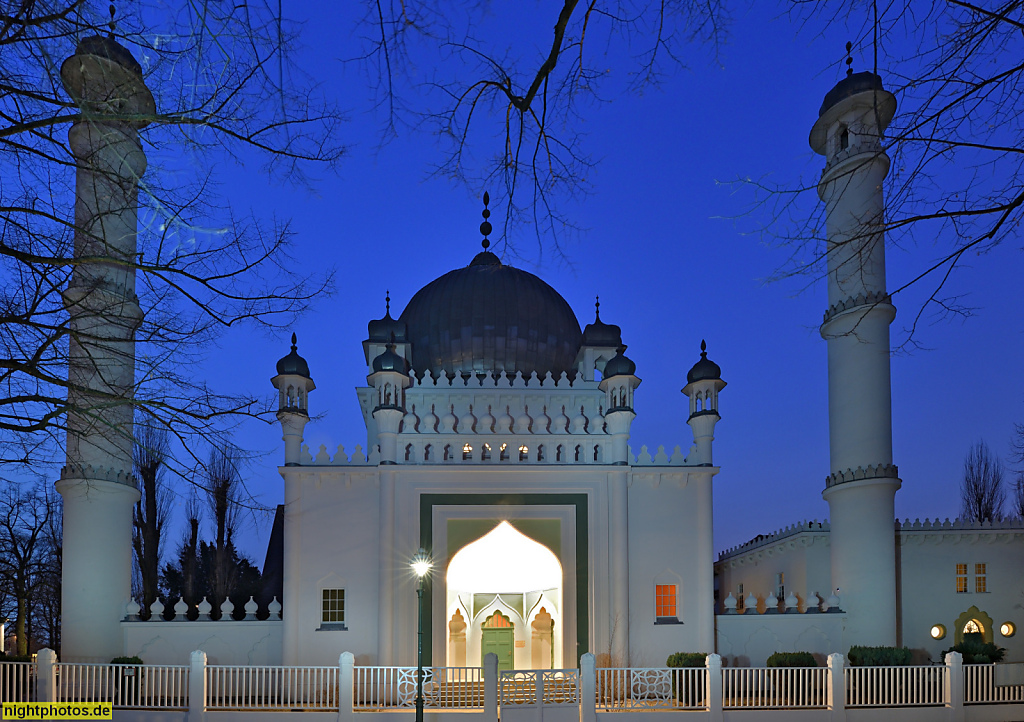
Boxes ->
[609,470,629,663]
[339,651,355,722]
[36,648,57,703]
[56,477,138,661]
[377,471,396,664]
[691,471,716,651]
[827,653,846,722]
[706,653,723,722]
[282,470,303,665]
[189,650,207,722]
[579,653,597,722]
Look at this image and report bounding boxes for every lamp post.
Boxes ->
[412,548,432,722]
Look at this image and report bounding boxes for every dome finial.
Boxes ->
[845,41,853,77]
[108,3,117,38]
[291,332,297,352]
[595,295,601,320]
[385,290,391,315]
[700,339,707,356]
[480,192,492,250]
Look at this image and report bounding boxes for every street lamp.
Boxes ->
[412,548,432,722]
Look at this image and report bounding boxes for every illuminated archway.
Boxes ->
[446,522,562,669]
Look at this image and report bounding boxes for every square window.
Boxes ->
[956,563,968,593]
[975,563,987,593]
[322,589,345,624]
[655,584,677,618]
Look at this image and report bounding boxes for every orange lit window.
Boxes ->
[956,563,968,593]
[655,585,677,618]
[975,563,987,593]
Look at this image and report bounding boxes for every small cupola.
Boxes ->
[577,297,623,381]
[683,340,725,418]
[271,333,316,414]
[368,340,410,412]
[599,344,641,413]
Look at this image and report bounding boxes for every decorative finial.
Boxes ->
[845,41,853,77]
[108,3,117,38]
[290,332,297,352]
[479,192,492,250]
[700,339,707,357]
[385,290,391,315]
[595,296,601,320]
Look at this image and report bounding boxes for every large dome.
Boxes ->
[398,251,582,378]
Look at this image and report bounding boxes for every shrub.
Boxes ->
[0,653,33,663]
[766,652,817,668]
[847,646,912,666]
[943,633,1005,664]
[666,652,707,668]
[111,656,144,665]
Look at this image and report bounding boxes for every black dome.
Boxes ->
[368,310,407,343]
[686,340,721,384]
[75,35,144,77]
[399,256,582,377]
[582,300,622,347]
[818,71,885,118]
[276,333,311,378]
[604,345,636,378]
[372,343,408,374]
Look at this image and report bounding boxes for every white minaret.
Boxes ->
[368,342,411,464]
[598,345,640,464]
[56,32,154,661]
[810,55,901,648]
[682,341,724,651]
[272,333,316,465]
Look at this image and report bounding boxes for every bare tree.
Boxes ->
[1010,473,1024,520]
[0,1,342,477]
[755,1,1024,348]
[132,423,171,618]
[0,483,56,655]
[358,1,728,254]
[961,440,1005,523]
[204,444,244,616]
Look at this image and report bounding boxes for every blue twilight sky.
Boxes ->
[157,2,1024,563]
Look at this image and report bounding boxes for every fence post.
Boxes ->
[188,650,207,722]
[338,652,354,722]
[580,653,596,722]
[35,648,57,703]
[706,653,723,722]
[945,651,964,722]
[827,653,846,722]
[536,670,544,706]
[483,652,498,722]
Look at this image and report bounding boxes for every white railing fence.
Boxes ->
[964,663,1024,704]
[16,647,1024,718]
[499,669,579,706]
[0,661,37,703]
[206,664,338,710]
[352,665,483,710]
[55,663,188,709]
[595,667,707,710]
[845,664,945,707]
[723,666,829,709]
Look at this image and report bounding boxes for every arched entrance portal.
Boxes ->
[446,522,563,669]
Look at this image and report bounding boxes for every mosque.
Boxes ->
[56,33,1023,668]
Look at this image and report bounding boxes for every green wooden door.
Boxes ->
[482,627,515,671]
[482,611,515,671]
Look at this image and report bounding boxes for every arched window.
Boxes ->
[481,443,491,461]
[593,445,601,462]
[463,443,473,461]
[574,445,582,462]
[404,444,413,462]
[424,444,433,462]
[537,445,546,462]
[499,443,509,461]
[556,445,564,462]
[444,444,452,461]
[519,445,529,462]
[839,125,849,151]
